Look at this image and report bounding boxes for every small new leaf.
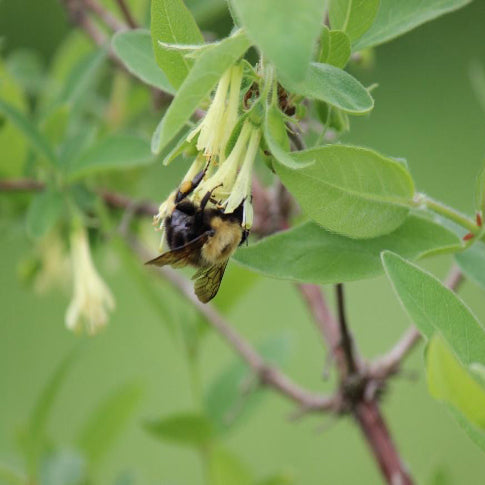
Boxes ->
[151,0,204,88]
[112,29,175,94]
[230,0,326,83]
[329,0,380,43]
[281,62,373,114]
[318,27,351,69]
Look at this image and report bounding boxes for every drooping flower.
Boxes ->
[187,64,243,162]
[65,225,115,335]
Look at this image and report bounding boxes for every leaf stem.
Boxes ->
[419,194,478,234]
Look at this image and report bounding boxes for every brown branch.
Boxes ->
[84,0,126,31]
[0,179,158,217]
[115,0,138,28]
[370,264,464,379]
[354,401,413,485]
[335,283,357,374]
[0,179,44,192]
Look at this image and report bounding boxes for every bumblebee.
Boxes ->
[146,172,247,303]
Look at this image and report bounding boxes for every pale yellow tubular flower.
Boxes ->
[219,64,243,154]
[65,225,115,335]
[191,68,231,158]
[224,126,261,228]
[193,121,252,205]
[186,64,243,162]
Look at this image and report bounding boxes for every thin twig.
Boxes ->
[84,0,126,31]
[0,179,158,217]
[297,284,348,376]
[335,283,357,374]
[115,0,138,28]
[370,264,464,379]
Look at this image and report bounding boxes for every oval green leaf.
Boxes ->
[382,251,485,368]
[151,31,251,154]
[329,0,380,42]
[151,0,204,89]
[229,0,326,83]
[112,29,175,94]
[275,145,415,238]
[235,216,460,284]
[319,28,352,69]
[68,135,154,180]
[354,0,473,51]
[282,62,373,114]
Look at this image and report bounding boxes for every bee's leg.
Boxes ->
[175,161,210,203]
[200,183,223,210]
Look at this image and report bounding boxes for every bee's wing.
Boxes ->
[193,260,229,303]
[145,232,210,268]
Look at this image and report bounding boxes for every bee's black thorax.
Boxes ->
[165,199,245,264]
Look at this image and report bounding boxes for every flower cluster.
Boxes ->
[153,63,262,249]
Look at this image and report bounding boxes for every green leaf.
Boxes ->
[315,101,350,134]
[329,0,380,42]
[56,48,106,110]
[77,382,143,466]
[274,145,415,238]
[21,351,77,475]
[229,0,326,83]
[26,189,65,239]
[205,336,291,433]
[354,0,473,51]
[209,446,253,485]
[235,215,460,284]
[112,29,175,94]
[151,0,204,89]
[151,31,251,154]
[282,62,373,114]
[318,27,351,69]
[427,336,485,433]
[144,412,214,447]
[455,242,485,291]
[475,163,485,215]
[449,406,485,453]
[68,135,154,180]
[382,251,485,368]
[263,103,302,169]
[0,98,58,166]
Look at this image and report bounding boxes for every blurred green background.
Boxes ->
[1,0,485,483]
